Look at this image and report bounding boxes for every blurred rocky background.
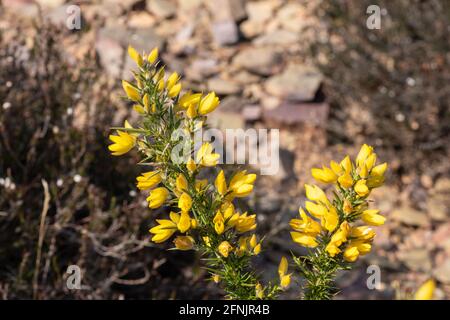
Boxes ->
[0,0,449,299]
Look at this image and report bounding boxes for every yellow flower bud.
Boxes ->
[311,166,338,184]
[361,209,386,226]
[174,236,194,250]
[278,256,288,277]
[338,173,353,188]
[147,187,169,208]
[343,246,359,262]
[136,171,162,190]
[198,92,220,115]
[354,179,369,197]
[215,170,227,195]
[128,45,143,67]
[122,80,140,101]
[414,279,436,300]
[168,82,182,97]
[148,47,158,64]
[255,283,264,299]
[218,241,233,257]
[186,157,197,173]
[290,232,318,248]
[212,274,220,283]
[178,192,192,212]
[280,274,291,289]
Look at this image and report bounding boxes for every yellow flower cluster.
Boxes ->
[108,45,269,299]
[290,144,388,262]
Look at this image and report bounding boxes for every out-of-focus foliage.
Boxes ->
[0,23,208,299]
[308,0,450,174]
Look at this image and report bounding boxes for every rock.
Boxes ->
[185,58,219,81]
[242,105,262,122]
[265,64,323,101]
[232,47,282,76]
[276,2,307,33]
[45,4,85,28]
[206,0,243,46]
[3,0,39,17]
[232,70,260,85]
[253,29,299,46]
[263,102,329,126]
[398,249,432,272]
[207,77,241,95]
[128,11,157,28]
[207,110,245,131]
[434,258,450,284]
[391,205,430,227]
[432,223,450,252]
[427,195,449,222]
[147,0,176,19]
[245,0,277,23]
[240,20,265,39]
[211,21,239,46]
[35,0,65,8]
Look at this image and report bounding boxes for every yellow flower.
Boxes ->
[177,211,192,233]
[195,179,208,191]
[311,166,338,184]
[290,209,321,236]
[215,170,227,195]
[253,243,261,255]
[340,155,353,173]
[304,184,329,205]
[128,45,143,67]
[213,211,225,235]
[147,187,169,209]
[108,130,136,156]
[168,83,182,98]
[122,80,140,101]
[414,279,436,300]
[147,47,158,64]
[218,241,233,257]
[228,170,256,198]
[343,199,353,214]
[371,162,388,177]
[186,103,197,118]
[290,232,318,248]
[321,206,339,232]
[356,144,374,168]
[195,142,220,167]
[149,219,177,243]
[198,92,220,115]
[255,283,264,299]
[179,91,202,109]
[278,256,291,289]
[330,160,343,175]
[212,274,220,283]
[175,173,188,193]
[166,72,179,91]
[361,209,386,226]
[280,274,291,289]
[338,172,353,188]
[343,246,359,262]
[326,221,350,255]
[174,236,194,250]
[278,256,288,277]
[325,243,341,257]
[305,201,328,219]
[249,234,257,248]
[354,179,369,197]
[234,212,257,233]
[136,171,161,190]
[350,226,375,241]
[157,78,165,92]
[178,192,192,212]
[203,236,211,247]
[186,157,197,173]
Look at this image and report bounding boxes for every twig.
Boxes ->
[33,179,51,299]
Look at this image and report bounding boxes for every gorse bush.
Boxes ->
[109,46,389,300]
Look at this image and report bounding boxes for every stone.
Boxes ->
[147,0,176,19]
[35,0,65,8]
[185,58,219,81]
[232,70,260,85]
[242,105,262,122]
[240,20,265,39]
[211,21,239,46]
[206,0,243,46]
[128,11,157,28]
[245,0,277,23]
[253,29,299,46]
[398,249,432,272]
[276,2,307,33]
[207,110,245,131]
[207,77,241,95]
[3,0,39,17]
[391,205,430,227]
[265,64,323,101]
[427,195,449,222]
[434,258,450,284]
[232,47,282,76]
[263,102,329,126]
